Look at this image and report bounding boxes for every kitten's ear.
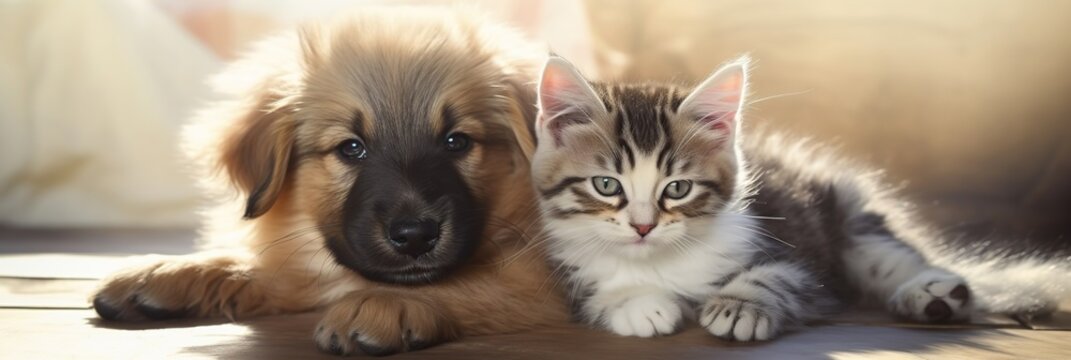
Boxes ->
[678,57,749,146]
[537,57,604,146]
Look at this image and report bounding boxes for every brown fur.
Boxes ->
[92,7,567,355]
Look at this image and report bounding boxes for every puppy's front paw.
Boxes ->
[700,296,781,342]
[889,269,971,323]
[315,289,459,356]
[604,292,682,338]
[92,254,256,321]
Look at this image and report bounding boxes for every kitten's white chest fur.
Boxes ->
[549,212,758,303]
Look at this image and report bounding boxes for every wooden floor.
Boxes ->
[2,228,1070,359]
[3,308,1071,359]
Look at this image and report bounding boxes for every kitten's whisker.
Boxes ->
[745,89,811,107]
[486,216,535,243]
[737,222,795,248]
[538,236,604,296]
[314,245,334,289]
[725,224,783,264]
[268,237,318,285]
[677,234,748,271]
[564,239,614,303]
[301,244,329,288]
[560,248,595,306]
[485,207,563,269]
[666,238,692,261]
[254,223,339,256]
[493,233,555,268]
[737,215,787,221]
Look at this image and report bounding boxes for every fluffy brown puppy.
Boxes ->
[91,8,567,356]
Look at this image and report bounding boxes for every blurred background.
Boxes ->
[0,0,1068,249]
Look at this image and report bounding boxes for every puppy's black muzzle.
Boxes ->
[329,149,483,285]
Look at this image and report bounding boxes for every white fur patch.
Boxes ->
[546,208,766,335]
[599,287,682,337]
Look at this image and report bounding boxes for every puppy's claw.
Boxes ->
[315,289,459,356]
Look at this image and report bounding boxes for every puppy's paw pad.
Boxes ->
[700,297,781,342]
[889,270,971,323]
[315,290,458,356]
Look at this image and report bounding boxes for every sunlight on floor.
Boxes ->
[828,329,1060,359]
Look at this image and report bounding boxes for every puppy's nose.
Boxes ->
[388,218,440,257]
[630,223,656,236]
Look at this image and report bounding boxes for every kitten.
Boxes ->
[529,56,982,341]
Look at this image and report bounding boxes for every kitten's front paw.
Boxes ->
[889,269,971,323]
[605,292,683,337]
[315,289,459,356]
[700,296,781,342]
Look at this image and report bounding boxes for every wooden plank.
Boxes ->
[0,278,96,309]
[2,309,1069,359]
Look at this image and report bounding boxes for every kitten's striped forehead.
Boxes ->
[594,83,687,154]
[532,80,738,223]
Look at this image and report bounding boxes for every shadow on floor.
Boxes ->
[88,311,1027,360]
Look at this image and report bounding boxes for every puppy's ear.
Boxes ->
[501,71,538,162]
[184,33,307,220]
[491,49,547,164]
[218,81,296,220]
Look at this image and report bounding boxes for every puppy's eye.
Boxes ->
[337,139,367,160]
[591,176,622,196]
[444,132,471,152]
[663,180,692,199]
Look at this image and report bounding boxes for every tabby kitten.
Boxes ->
[529,57,975,341]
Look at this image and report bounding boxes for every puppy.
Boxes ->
[91,8,567,355]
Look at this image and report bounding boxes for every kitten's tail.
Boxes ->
[936,244,1071,316]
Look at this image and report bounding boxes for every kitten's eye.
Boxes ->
[337,139,368,161]
[663,180,692,199]
[592,177,622,196]
[444,132,472,152]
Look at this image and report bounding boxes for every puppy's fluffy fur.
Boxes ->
[92,8,567,355]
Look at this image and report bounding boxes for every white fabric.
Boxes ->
[0,0,598,227]
[0,0,218,227]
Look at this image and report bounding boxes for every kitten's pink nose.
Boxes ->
[630,223,656,236]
